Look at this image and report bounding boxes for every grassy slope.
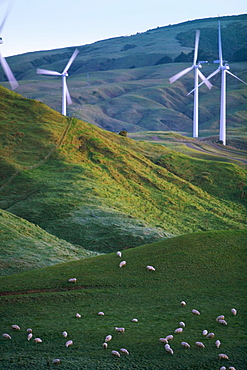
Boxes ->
[0,209,99,276]
[0,230,246,369]
[0,86,246,258]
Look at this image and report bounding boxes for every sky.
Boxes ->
[0,0,246,57]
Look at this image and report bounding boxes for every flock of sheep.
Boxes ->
[2,250,239,368]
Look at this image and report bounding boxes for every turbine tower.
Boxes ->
[0,0,18,90]
[37,49,79,116]
[188,21,247,145]
[169,30,212,138]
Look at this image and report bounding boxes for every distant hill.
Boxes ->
[1,14,247,137]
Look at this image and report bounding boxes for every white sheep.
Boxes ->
[159,338,168,344]
[206,332,215,339]
[174,328,183,334]
[216,315,225,322]
[65,340,73,347]
[62,331,68,338]
[179,321,185,328]
[220,367,226,370]
[2,333,11,339]
[146,265,155,271]
[165,344,174,355]
[27,333,33,341]
[165,334,173,341]
[195,341,205,348]
[120,348,129,355]
[132,318,138,322]
[105,335,112,342]
[111,350,121,357]
[76,313,81,318]
[52,359,61,365]
[98,311,105,316]
[218,353,229,360]
[68,278,77,283]
[34,338,42,343]
[11,324,20,330]
[202,330,208,336]
[180,301,186,306]
[218,319,227,325]
[119,260,126,268]
[231,308,237,316]
[181,341,190,348]
[26,328,32,334]
[192,309,200,315]
[117,251,122,257]
[115,327,125,333]
[229,367,236,370]
[215,339,221,348]
[103,342,108,349]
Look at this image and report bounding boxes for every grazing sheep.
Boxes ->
[27,333,33,341]
[206,332,215,339]
[146,265,155,271]
[111,350,121,357]
[62,331,68,338]
[215,339,221,348]
[103,342,108,349]
[117,251,122,257]
[132,318,138,322]
[115,327,125,333]
[181,341,190,348]
[120,348,129,355]
[11,325,20,330]
[65,340,73,347]
[34,338,42,343]
[2,333,11,339]
[216,315,225,322]
[229,367,236,370]
[180,301,186,306]
[231,308,237,316]
[218,353,229,360]
[119,260,126,268]
[26,328,32,334]
[218,319,227,325]
[174,328,183,334]
[165,335,173,341]
[195,341,205,348]
[52,359,61,365]
[159,338,168,344]
[68,278,77,283]
[105,335,112,342]
[179,321,185,328]
[220,367,226,370]
[98,311,105,316]
[192,309,200,315]
[76,313,81,318]
[202,330,208,336]
[165,344,174,355]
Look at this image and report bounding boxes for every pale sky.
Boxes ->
[0,0,246,57]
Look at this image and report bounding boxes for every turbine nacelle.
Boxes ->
[0,37,3,44]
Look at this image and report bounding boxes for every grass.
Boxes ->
[0,230,246,369]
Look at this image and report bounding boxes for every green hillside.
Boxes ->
[0,85,246,261]
[0,230,246,369]
[1,14,247,137]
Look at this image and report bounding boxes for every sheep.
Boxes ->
[216,315,225,322]
[174,328,183,334]
[215,339,221,348]
[165,334,173,341]
[195,341,205,348]
[220,367,226,370]
[52,359,61,365]
[132,318,138,322]
[206,332,215,339]
[115,327,125,333]
[229,367,236,370]
[218,319,227,325]
[111,350,121,357]
[62,331,68,338]
[98,311,105,316]
[68,278,77,283]
[218,353,229,360]
[103,342,108,349]
[202,330,208,336]
[120,348,129,355]
[76,313,81,318]
[181,341,190,348]
[180,301,186,306]
[11,324,20,330]
[179,321,185,328]
[192,309,200,315]
[231,308,237,316]
[105,335,112,342]
[117,251,122,257]
[159,337,168,344]
[165,344,174,355]
[2,333,11,339]
[27,333,33,341]
[65,340,73,347]
[119,260,126,268]
[34,338,42,343]
[26,328,32,334]
[146,265,155,271]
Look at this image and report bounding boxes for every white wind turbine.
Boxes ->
[169,30,212,138]
[37,48,79,116]
[188,21,247,145]
[0,0,18,89]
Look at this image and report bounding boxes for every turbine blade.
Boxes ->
[0,52,18,89]
[0,0,14,33]
[62,48,79,74]
[169,66,193,84]
[226,70,247,85]
[218,21,223,66]
[187,68,220,96]
[198,69,213,89]
[193,30,200,65]
[36,68,61,76]
[65,80,72,105]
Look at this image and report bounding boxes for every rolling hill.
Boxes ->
[1,14,247,138]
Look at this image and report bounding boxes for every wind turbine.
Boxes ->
[169,30,212,138]
[37,48,79,116]
[188,21,247,145]
[0,0,18,89]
